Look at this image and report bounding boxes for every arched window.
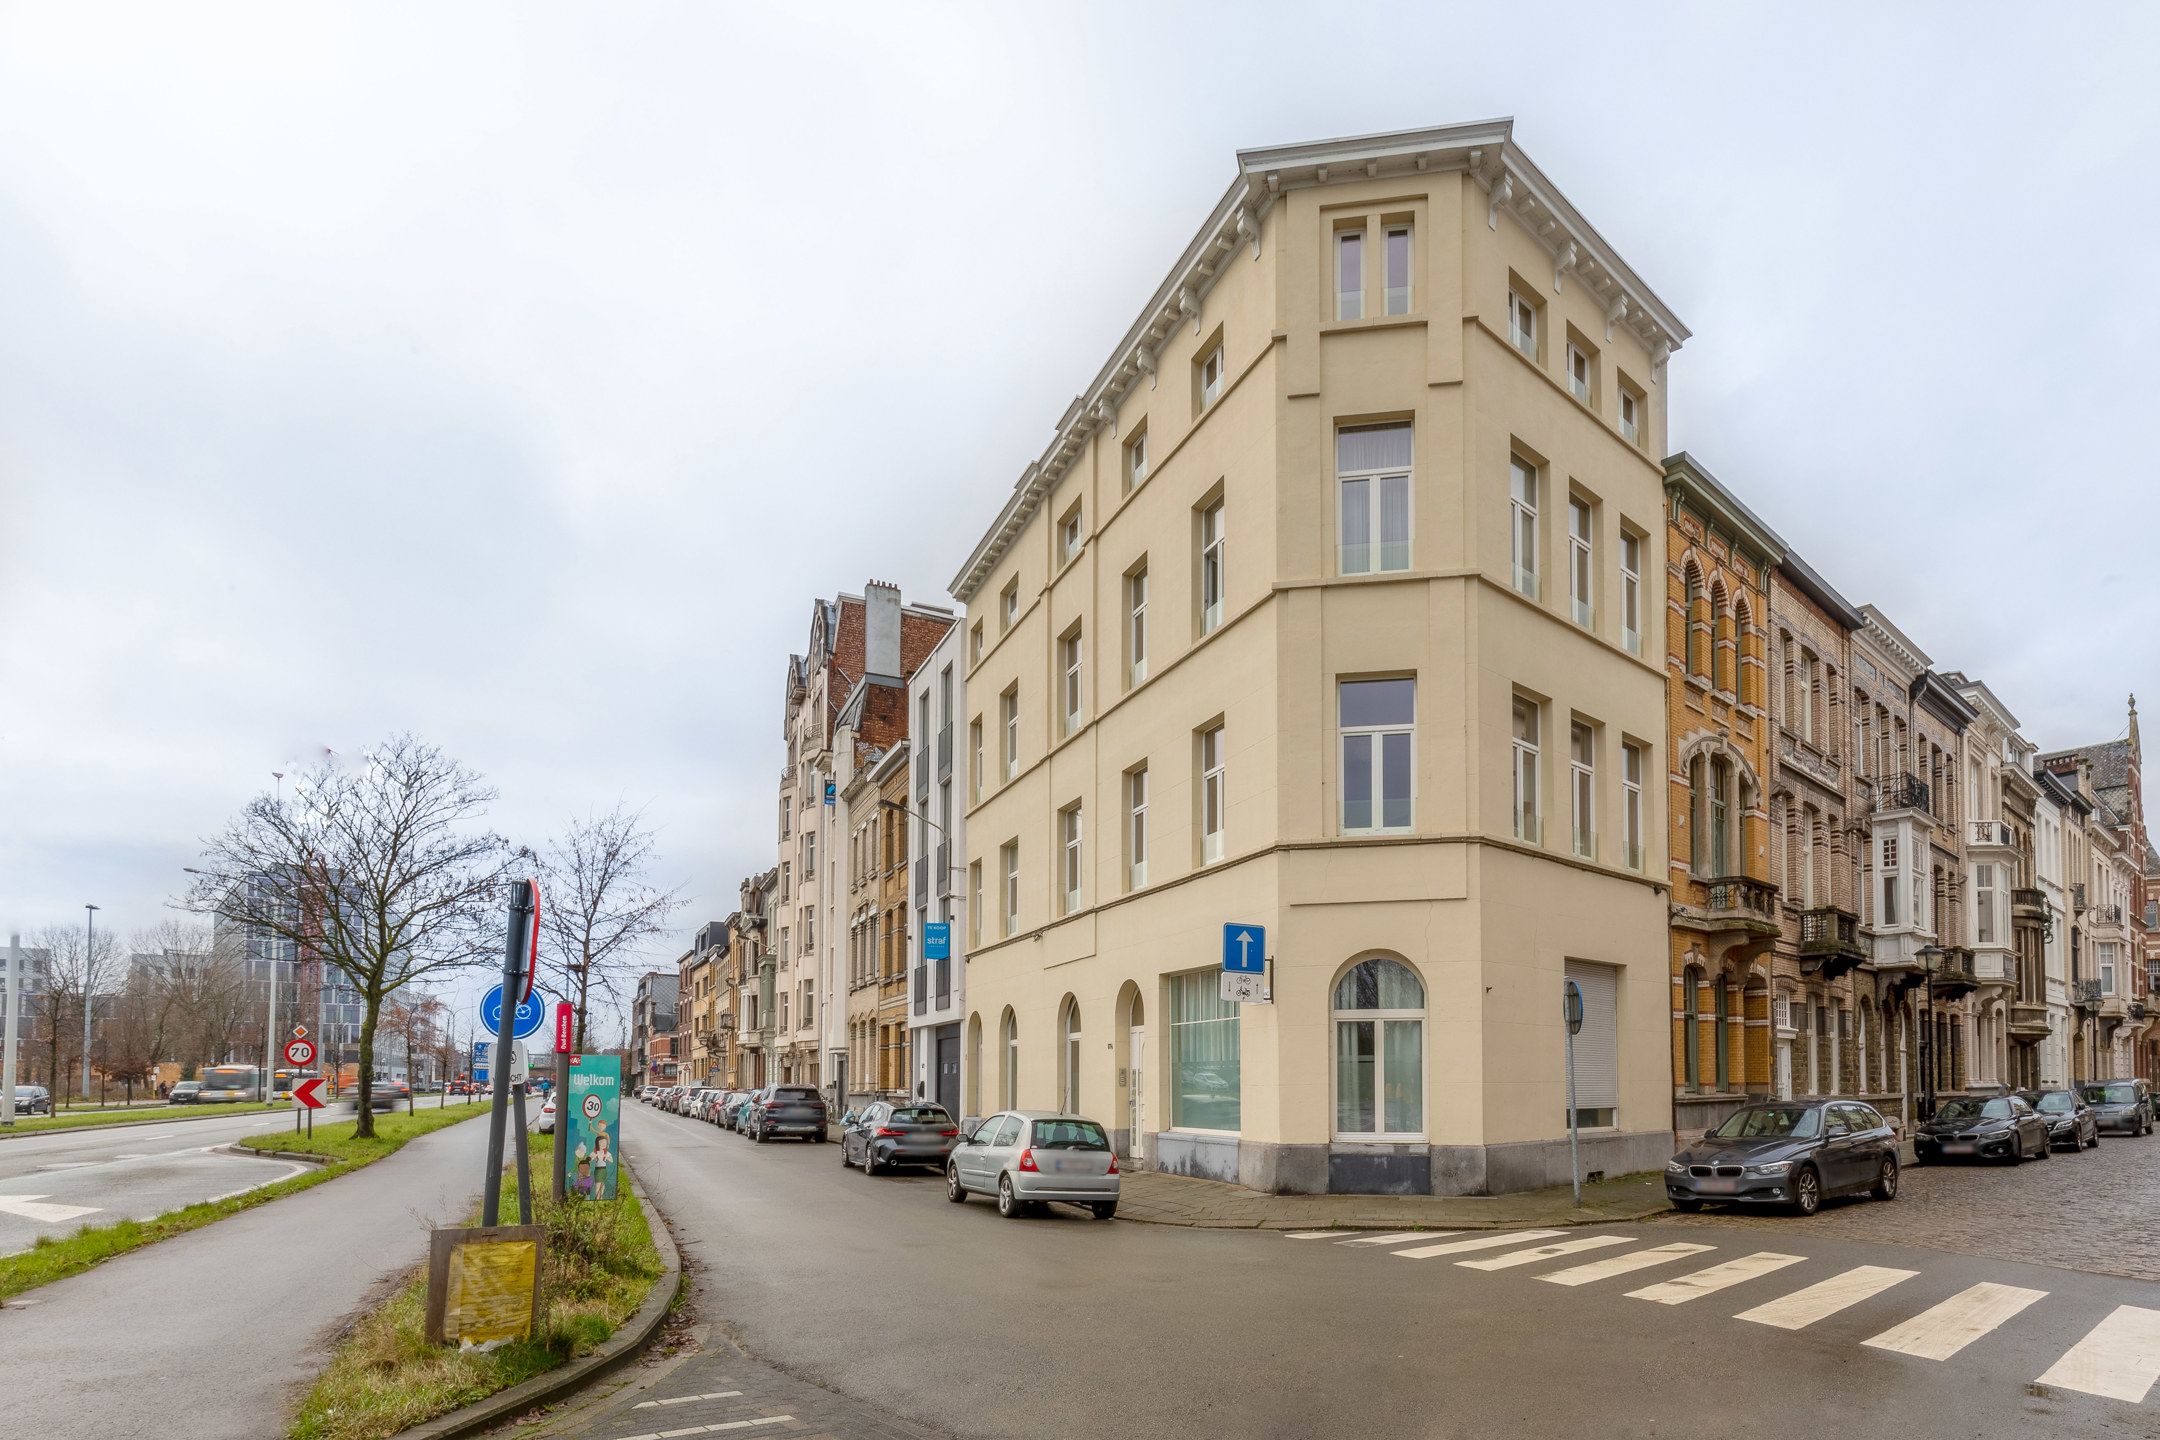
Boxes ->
[1709,756,1732,875]
[999,1008,1018,1110]
[1059,996,1082,1112]
[1710,579,1732,691]
[1733,596,1754,706]
[1681,964,1702,1092]
[1332,957,1425,1139]
[1684,561,1708,680]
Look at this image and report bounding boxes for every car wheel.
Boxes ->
[997,1174,1022,1219]
[863,1149,880,1177]
[1791,1165,1821,1217]
[753,1122,766,1143]
[946,1164,968,1204]
[1670,1198,1703,1213]
[1871,1155,1899,1201]
[840,1141,852,1168]
[1091,1202,1118,1221]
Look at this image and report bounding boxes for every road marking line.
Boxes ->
[1336,1231,1456,1246]
[2035,1305,2160,1402]
[634,1391,745,1410]
[1735,1265,1916,1330]
[1627,1251,1805,1304]
[1458,1235,1633,1271]
[612,1417,793,1440]
[1539,1242,1716,1287]
[0,1195,100,1223]
[1861,1282,2048,1361]
[1283,1230,1355,1239]
[1392,1229,1565,1260]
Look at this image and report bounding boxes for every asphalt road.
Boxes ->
[0,1107,303,1255]
[595,1105,2160,1440]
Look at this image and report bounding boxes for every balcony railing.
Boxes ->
[2011,887,2048,916]
[2090,903,2125,927]
[1799,906,1861,955]
[1968,819,2013,848]
[1874,772,1930,813]
[2072,882,2087,914]
[1705,876,1779,925]
[2073,978,2103,1011]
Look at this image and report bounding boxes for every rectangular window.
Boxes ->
[1622,741,1645,871]
[969,718,983,801]
[1128,766,1148,891]
[1001,687,1018,782]
[1060,805,1083,915]
[1570,721,1596,860]
[2101,944,2118,995]
[1619,530,1642,655]
[1339,678,1415,834]
[1336,229,1363,320]
[1001,841,1018,937]
[970,620,983,664]
[1337,423,1412,575]
[1058,501,1083,565]
[1510,456,1539,599]
[1000,579,1018,632]
[1200,345,1223,408]
[1125,426,1148,491]
[1169,969,1240,1130]
[1508,288,1538,359]
[1618,382,1642,445]
[968,861,983,946]
[1127,563,1148,686]
[1976,864,1995,945]
[1568,497,1593,628]
[1060,627,1083,736]
[1384,225,1411,315]
[1513,696,1541,844]
[1567,343,1592,404]
[1200,499,1226,634]
[1200,724,1226,863]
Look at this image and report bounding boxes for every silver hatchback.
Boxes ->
[946,1110,1119,1219]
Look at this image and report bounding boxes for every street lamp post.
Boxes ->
[1915,944,1943,1122]
[82,903,99,1100]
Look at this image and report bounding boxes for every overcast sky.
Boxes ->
[3,3,2155,1011]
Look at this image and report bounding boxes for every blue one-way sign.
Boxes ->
[1222,923,1266,974]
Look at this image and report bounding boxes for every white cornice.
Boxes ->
[949,119,1691,603]
[1859,604,1931,679]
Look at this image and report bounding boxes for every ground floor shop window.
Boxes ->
[1169,969,1240,1130]
[1333,956,1424,1138]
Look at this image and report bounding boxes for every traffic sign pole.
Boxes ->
[1563,980,1585,1209]
[552,1001,573,1203]
[483,883,537,1227]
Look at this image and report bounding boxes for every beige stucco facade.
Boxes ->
[948,123,1681,1194]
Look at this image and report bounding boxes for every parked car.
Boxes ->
[167,1081,202,1105]
[1665,1100,1899,1216]
[536,1094,556,1134]
[2019,1088,2100,1151]
[947,1110,1119,1219]
[743,1085,828,1142]
[691,1087,725,1122]
[2078,1079,2152,1137]
[10,1084,52,1116]
[841,1100,961,1175]
[1913,1093,2052,1164]
[716,1090,755,1131]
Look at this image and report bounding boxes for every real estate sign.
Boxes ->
[564,1053,622,1201]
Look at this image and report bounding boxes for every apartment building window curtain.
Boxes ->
[1169,969,1240,1131]
[1337,424,1412,575]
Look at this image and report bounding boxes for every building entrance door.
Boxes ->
[935,1027,960,1118]
[1128,1024,1147,1161]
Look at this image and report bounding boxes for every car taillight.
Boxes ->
[939,1128,959,1137]
[1017,1147,1039,1172]
[875,1126,905,1138]
[1107,1153,1119,1175]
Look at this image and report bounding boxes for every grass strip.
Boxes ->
[290,1131,664,1440]
[0,1101,286,1137]
[0,1101,493,1302]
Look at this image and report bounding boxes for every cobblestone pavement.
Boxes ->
[1663,1129,2160,1281]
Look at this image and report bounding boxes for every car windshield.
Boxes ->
[2082,1083,2139,1105]
[1031,1119,1110,1150]
[893,1106,949,1124]
[1935,1098,2011,1122]
[2034,1092,2077,1114]
[1710,1107,1820,1140]
[773,1088,819,1102]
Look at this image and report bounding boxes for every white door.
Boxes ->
[1128,1026,1147,1160]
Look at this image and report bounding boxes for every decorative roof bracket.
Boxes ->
[1554,241,1578,292]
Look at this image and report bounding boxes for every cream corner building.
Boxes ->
[948,121,1682,1195]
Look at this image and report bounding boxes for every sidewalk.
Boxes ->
[1116,1166,1670,1229]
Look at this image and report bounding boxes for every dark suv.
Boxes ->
[744,1085,828,1143]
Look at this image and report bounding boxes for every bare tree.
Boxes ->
[183,734,514,1137]
[535,804,681,1051]
[34,922,124,1102]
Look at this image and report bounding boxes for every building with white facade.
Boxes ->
[908,621,968,1118]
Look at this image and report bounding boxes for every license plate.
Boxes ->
[1943,1142,1974,1154]
[1695,1177,1737,1194]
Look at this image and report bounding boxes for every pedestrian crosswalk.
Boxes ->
[1283,1227,2159,1405]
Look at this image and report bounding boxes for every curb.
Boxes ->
[385,1163,684,1440]
[0,1108,283,1141]
[215,1143,338,1167]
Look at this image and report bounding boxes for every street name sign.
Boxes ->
[291,1077,325,1109]
[1222,923,1266,974]
[283,1037,316,1068]
[482,984,547,1042]
[553,1001,574,1053]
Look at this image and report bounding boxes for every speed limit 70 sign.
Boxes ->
[283,1037,316,1068]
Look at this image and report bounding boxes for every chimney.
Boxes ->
[865,580,901,680]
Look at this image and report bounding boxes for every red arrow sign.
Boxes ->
[291,1077,325,1110]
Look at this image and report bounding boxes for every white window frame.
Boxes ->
[1002,841,1019,937]
[1567,342,1592,404]
[1513,696,1542,844]
[968,861,982,947]
[1200,345,1223,408]
[1200,499,1226,634]
[1058,503,1083,565]
[1128,766,1149,891]
[1384,225,1412,316]
[1622,741,1645,871]
[1126,429,1148,491]
[1338,680,1416,836]
[1619,384,1640,445]
[1338,424,1412,576]
[1976,863,1996,946]
[1061,999,1082,1112]
[1620,530,1642,656]
[1510,457,1539,600]
[1331,959,1427,1142]
[1567,496,1593,629]
[1508,288,1538,359]
[1001,580,1018,631]
[1060,628,1083,736]
[1128,565,1148,686]
[1570,721,1596,860]
[970,621,983,664]
[970,718,983,801]
[1336,228,1364,321]
[1001,688,1018,782]
[1060,805,1083,915]
[1201,724,1226,864]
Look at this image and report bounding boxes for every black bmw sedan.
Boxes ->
[1912,1094,2051,1164]
[1666,1100,1899,1217]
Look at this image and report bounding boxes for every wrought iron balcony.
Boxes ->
[2011,888,2049,918]
[1799,906,1866,978]
[1701,875,1780,932]
[1874,772,1931,813]
[2073,978,2103,1012]
[2089,903,2125,928]
[1968,819,2013,849]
